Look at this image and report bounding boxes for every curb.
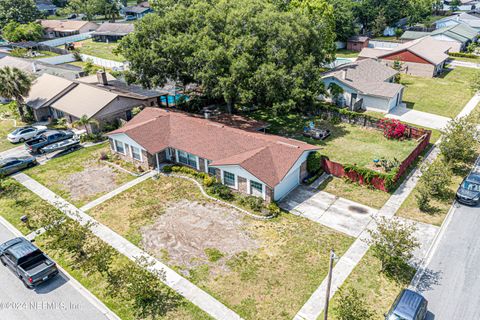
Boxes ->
[0,215,120,320]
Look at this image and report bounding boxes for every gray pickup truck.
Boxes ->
[0,237,59,289]
[25,130,74,154]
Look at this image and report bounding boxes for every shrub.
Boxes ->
[162,165,173,173]
[208,183,233,200]
[99,151,109,161]
[335,287,374,320]
[267,202,281,217]
[307,151,322,174]
[80,133,104,143]
[239,196,264,212]
[439,117,479,166]
[203,175,215,187]
[379,118,407,140]
[449,52,478,59]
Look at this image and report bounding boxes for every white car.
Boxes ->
[7,126,48,143]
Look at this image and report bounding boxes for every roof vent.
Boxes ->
[97,70,108,85]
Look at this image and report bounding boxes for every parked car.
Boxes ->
[125,15,137,21]
[7,125,47,143]
[25,130,74,154]
[385,289,428,320]
[456,171,480,206]
[0,156,37,176]
[0,237,58,289]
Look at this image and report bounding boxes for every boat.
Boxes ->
[40,137,80,154]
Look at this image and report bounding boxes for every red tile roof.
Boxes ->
[109,108,319,187]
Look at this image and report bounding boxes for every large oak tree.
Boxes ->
[118,0,336,114]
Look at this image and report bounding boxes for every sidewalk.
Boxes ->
[13,173,241,320]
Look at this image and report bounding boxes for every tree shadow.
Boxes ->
[385,262,418,285]
[437,68,453,79]
[415,267,443,293]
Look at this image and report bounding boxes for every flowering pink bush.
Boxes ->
[379,118,407,140]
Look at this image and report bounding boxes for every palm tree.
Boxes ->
[72,114,99,135]
[0,66,32,122]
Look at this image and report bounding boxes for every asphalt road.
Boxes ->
[417,202,480,320]
[0,222,113,320]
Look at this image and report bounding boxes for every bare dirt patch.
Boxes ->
[140,200,259,270]
[60,165,118,201]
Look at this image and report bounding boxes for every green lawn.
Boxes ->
[319,176,391,209]
[0,180,210,320]
[335,49,359,59]
[75,39,125,62]
[0,119,20,152]
[251,111,418,168]
[401,66,477,118]
[326,249,415,320]
[396,154,478,226]
[88,176,354,320]
[26,143,135,207]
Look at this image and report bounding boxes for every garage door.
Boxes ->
[274,167,300,201]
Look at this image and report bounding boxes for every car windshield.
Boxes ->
[462,181,480,192]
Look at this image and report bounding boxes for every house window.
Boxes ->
[223,171,236,187]
[207,160,216,176]
[177,150,197,168]
[114,140,125,154]
[250,181,263,197]
[131,146,142,161]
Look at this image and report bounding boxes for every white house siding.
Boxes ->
[211,164,268,200]
[108,133,153,169]
[322,77,397,112]
[273,150,312,201]
[108,133,146,154]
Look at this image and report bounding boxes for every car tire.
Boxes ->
[19,138,25,143]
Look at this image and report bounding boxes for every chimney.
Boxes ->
[31,62,37,73]
[97,70,108,85]
[341,69,347,80]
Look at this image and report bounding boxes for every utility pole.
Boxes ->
[324,248,335,320]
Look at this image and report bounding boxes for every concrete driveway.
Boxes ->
[386,105,451,131]
[280,186,378,237]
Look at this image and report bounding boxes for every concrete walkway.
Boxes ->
[294,146,441,320]
[386,105,452,130]
[448,59,480,69]
[13,173,241,320]
[456,93,480,119]
[80,171,156,211]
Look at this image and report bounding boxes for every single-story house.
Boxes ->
[358,36,452,77]
[122,3,153,20]
[25,71,163,131]
[321,59,404,113]
[91,23,134,42]
[0,56,84,80]
[346,36,369,52]
[107,108,319,202]
[401,23,478,52]
[39,20,99,38]
[435,12,480,31]
[36,3,58,16]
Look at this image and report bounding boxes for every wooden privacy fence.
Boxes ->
[322,130,432,192]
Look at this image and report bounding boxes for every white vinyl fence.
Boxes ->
[40,32,93,47]
[368,40,400,49]
[80,54,127,70]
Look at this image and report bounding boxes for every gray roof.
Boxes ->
[0,56,83,80]
[92,22,134,36]
[348,36,369,43]
[124,5,151,14]
[435,13,480,28]
[401,23,478,43]
[400,31,431,40]
[322,59,403,99]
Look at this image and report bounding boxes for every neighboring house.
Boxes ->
[434,12,480,31]
[91,23,134,42]
[401,23,478,52]
[25,71,162,131]
[358,36,452,77]
[122,3,153,20]
[443,0,479,11]
[346,36,369,52]
[383,17,408,36]
[0,56,84,80]
[39,20,99,38]
[36,4,58,16]
[321,59,404,113]
[107,108,319,202]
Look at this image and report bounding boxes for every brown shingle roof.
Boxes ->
[39,20,98,32]
[109,108,319,187]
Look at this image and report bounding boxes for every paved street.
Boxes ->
[0,221,115,320]
[416,202,480,320]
